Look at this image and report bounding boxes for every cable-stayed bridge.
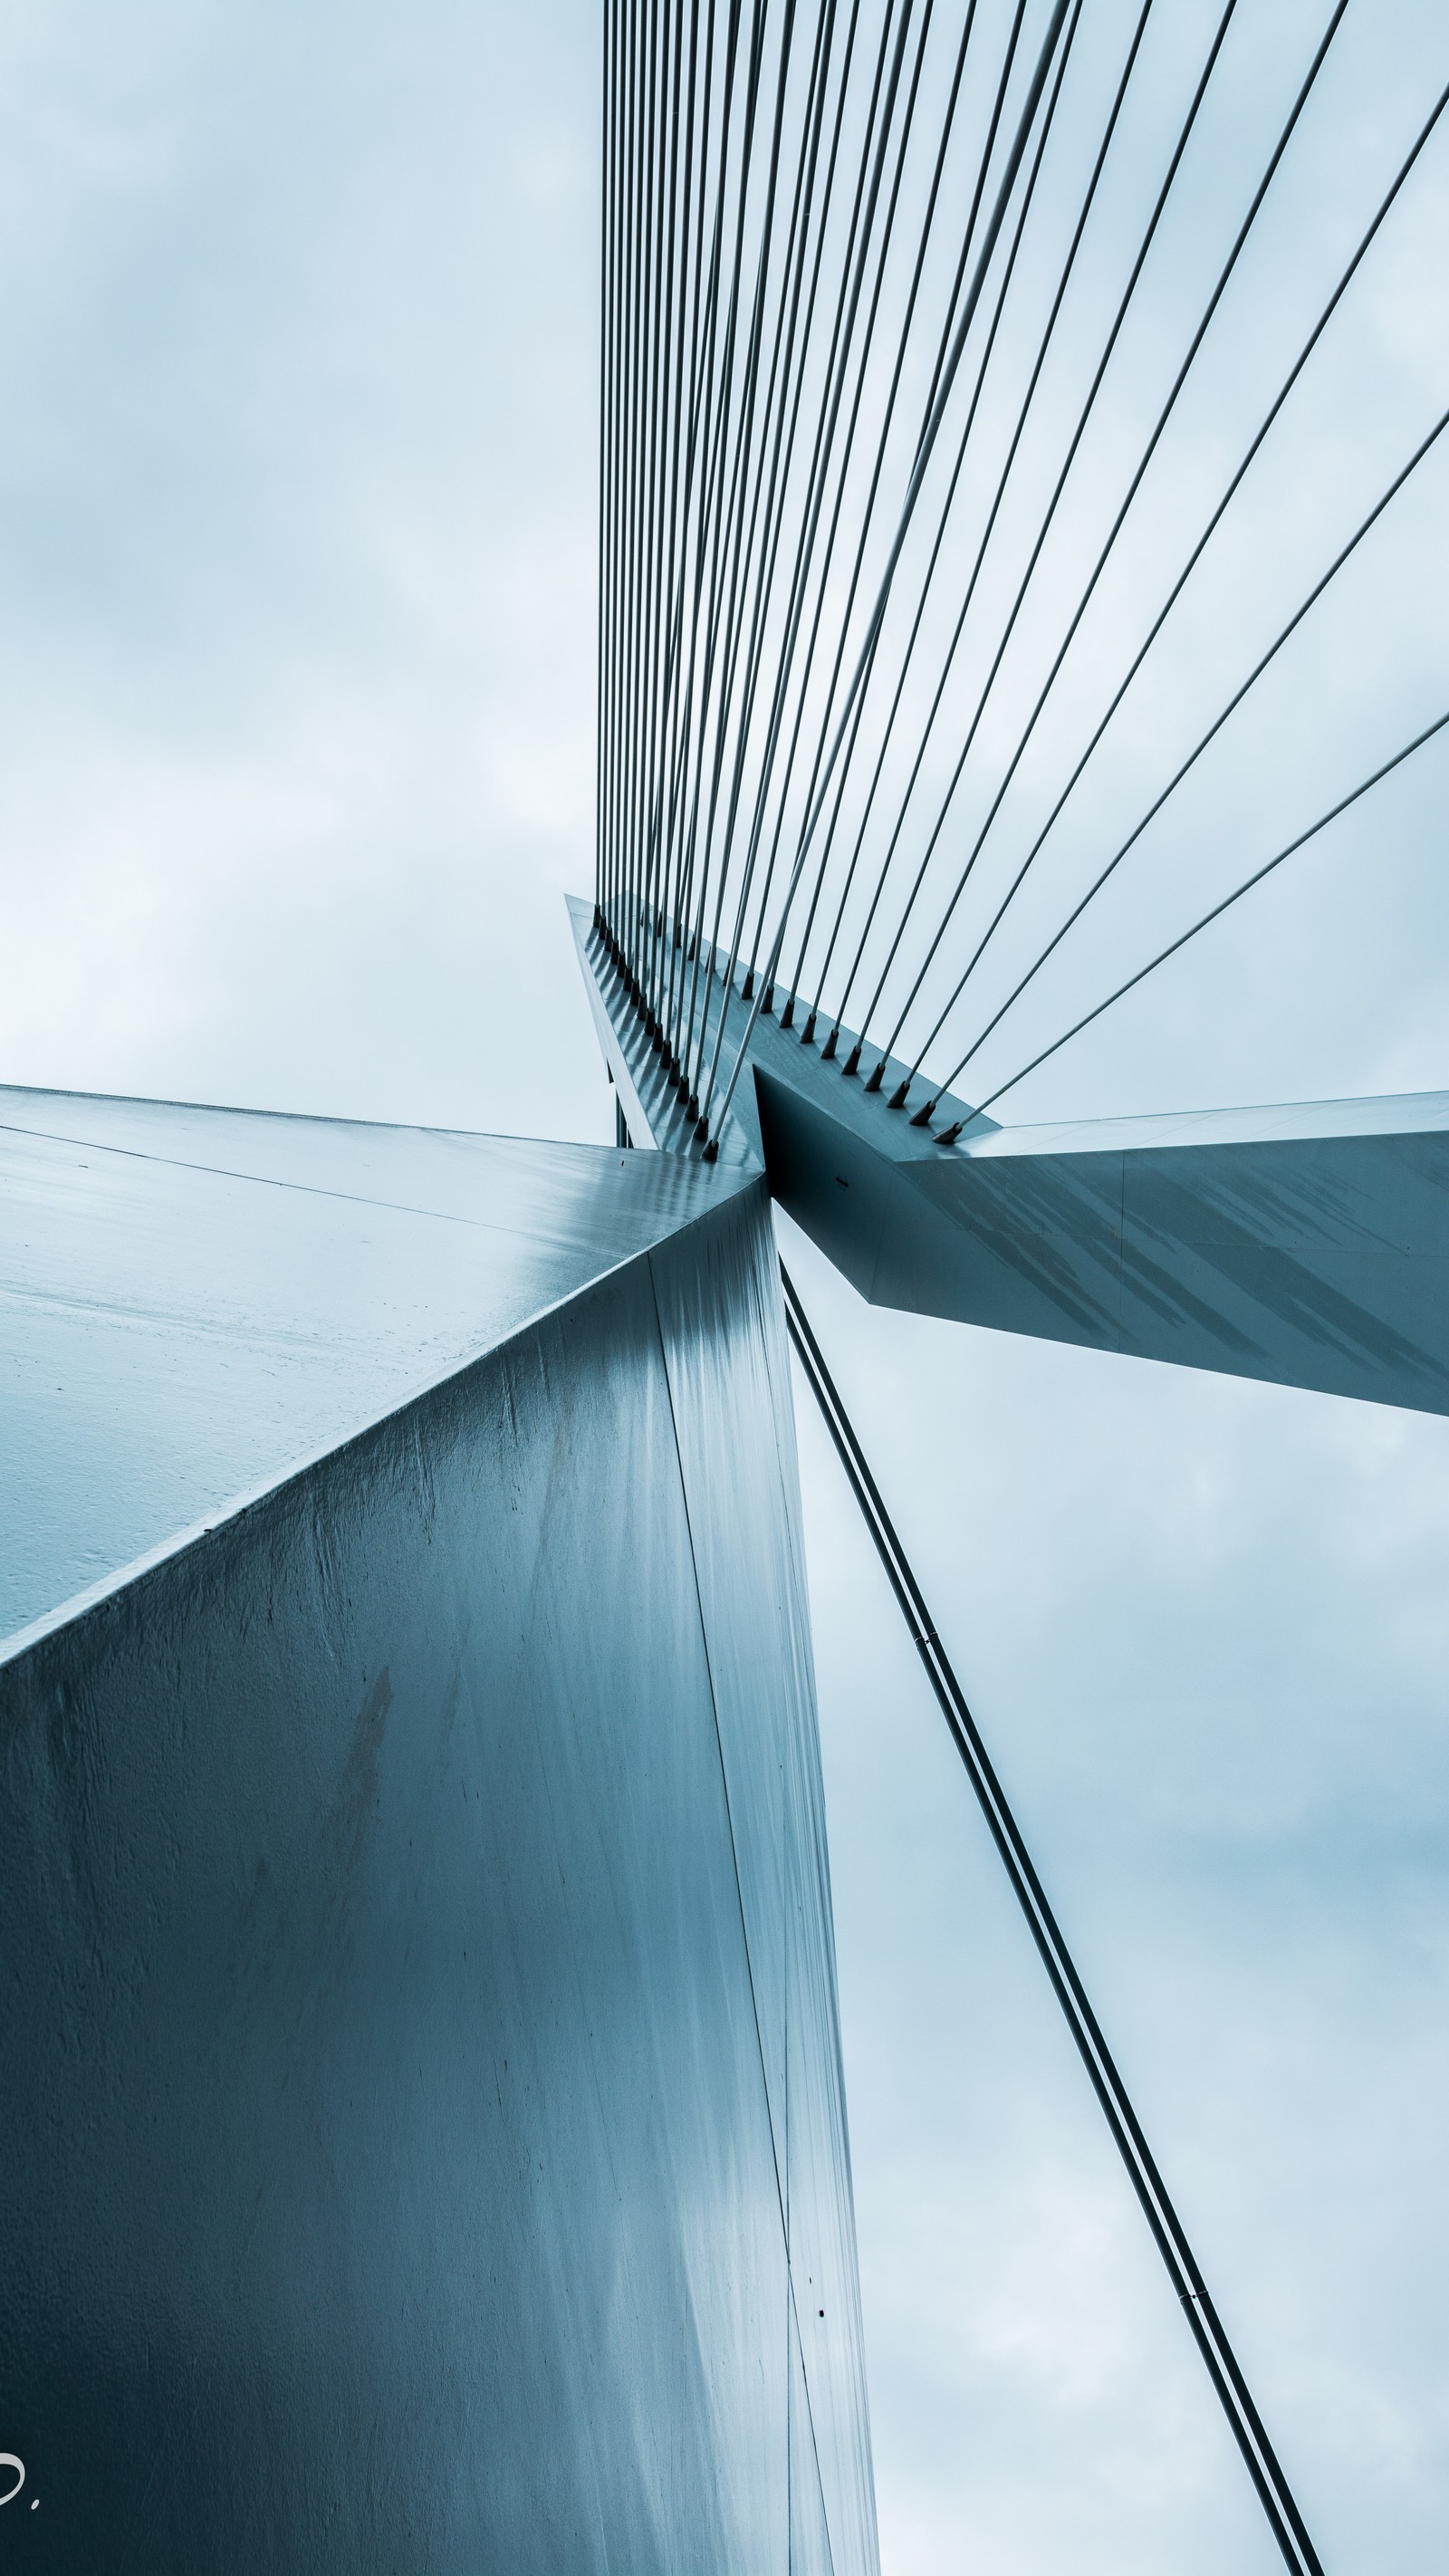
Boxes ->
[1,8,1444,2571]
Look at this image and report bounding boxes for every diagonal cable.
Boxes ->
[945,706,1449,1128]
[781,1259,1327,2576]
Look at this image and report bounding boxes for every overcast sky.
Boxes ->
[3,5,1447,2571]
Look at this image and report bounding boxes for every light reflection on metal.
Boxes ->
[0,1100,878,2574]
[576,894,1449,1418]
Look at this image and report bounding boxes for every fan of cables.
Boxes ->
[594,0,1449,1154]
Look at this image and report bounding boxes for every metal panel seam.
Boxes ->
[0,1178,761,1675]
[643,1226,792,2258]
[1115,1149,1128,1352]
[787,2267,839,2576]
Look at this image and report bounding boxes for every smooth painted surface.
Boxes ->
[0,1174,877,2572]
[955,1090,1449,1157]
[754,1072,1449,1413]
[0,1083,739,1645]
[580,904,1449,1415]
[652,1179,879,2576]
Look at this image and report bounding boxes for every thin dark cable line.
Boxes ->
[617,0,657,963]
[780,1260,1326,2576]
[608,0,645,934]
[631,0,671,990]
[699,0,848,1029]
[671,0,775,1081]
[677,0,818,1102]
[645,0,693,1019]
[696,0,928,1126]
[786,0,1084,1036]
[662,0,806,1045]
[674,0,864,1092]
[669,0,864,1082]
[949,708,1449,1128]
[763,0,1034,1031]
[817,0,1153,1057]
[709,0,1074,1151]
[674,0,805,1083]
[873,0,1352,1101]
[689,0,1020,1090]
[911,71,1449,1093]
[654,0,713,1028]
[928,397,1449,1104]
[739,0,945,1009]
[683,0,901,1111]
[802,0,1108,1058]
[702,0,933,1099]
[623,0,664,966]
[657,0,742,1037]
[665,0,816,1062]
[655,0,798,1033]
[776,0,990,1032]
[656,0,820,994]
[674,0,845,1058]
[596,0,619,916]
[594,0,611,912]
[846,0,1243,1081]
[600,0,629,926]
[648,0,706,1024]
[638,0,687,1020]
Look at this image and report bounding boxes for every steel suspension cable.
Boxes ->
[637,0,689,1015]
[774,0,989,1033]
[608,0,647,935]
[842,0,1243,1081]
[656,0,745,1032]
[708,0,1075,1152]
[651,0,720,1024]
[780,1260,1326,2576]
[594,0,612,912]
[597,0,621,917]
[698,0,936,1103]
[738,0,955,1011]
[926,398,1449,1108]
[653,0,829,1035]
[618,0,660,965]
[908,72,1449,1101]
[777,0,1220,1081]
[663,0,830,1066]
[658,0,801,1031]
[681,0,902,1107]
[695,0,851,1033]
[755,0,1035,1029]
[652,0,715,1027]
[684,0,999,1089]
[769,0,1046,1025]
[669,0,780,1074]
[946,706,1449,1129]
[603,0,630,925]
[799,0,1107,1058]
[870,0,1352,1103]
[668,0,864,1082]
[695,0,949,1121]
[666,0,767,990]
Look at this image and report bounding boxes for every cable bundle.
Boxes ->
[595,0,1448,1151]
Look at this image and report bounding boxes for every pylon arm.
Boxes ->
[573,901,1449,1417]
